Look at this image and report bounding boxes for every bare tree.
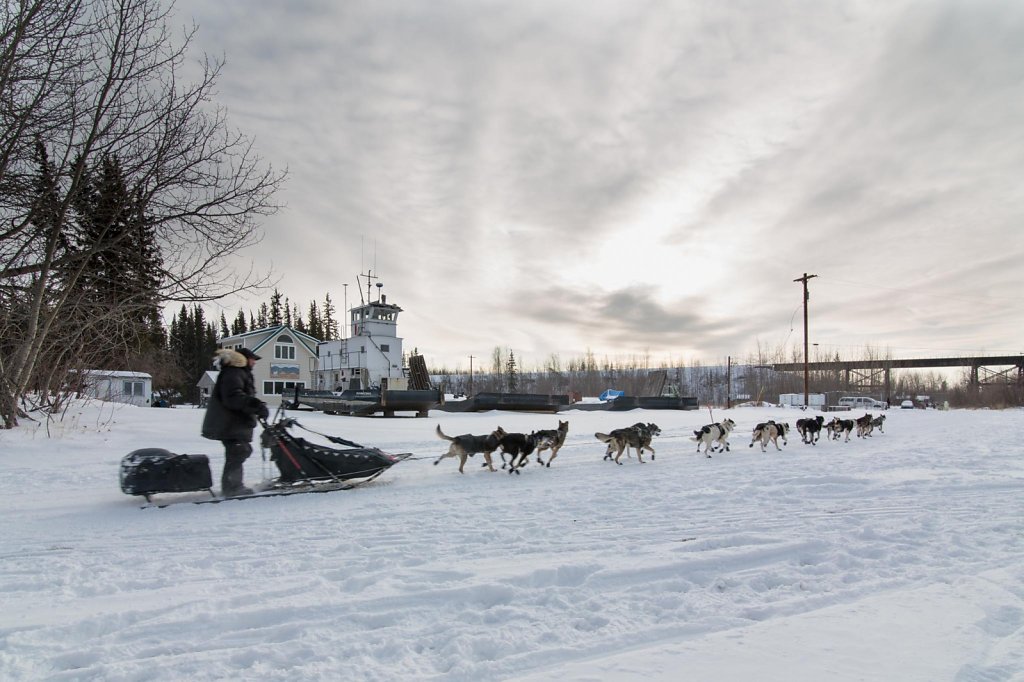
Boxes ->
[0,0,285,427]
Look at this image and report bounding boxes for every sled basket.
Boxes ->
[261,420,404,483]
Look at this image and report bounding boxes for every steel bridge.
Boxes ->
[771,355,1024,394]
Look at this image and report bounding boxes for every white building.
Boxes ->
[81,370,152,406]
[216,325,321,405]
[312,294,408,392]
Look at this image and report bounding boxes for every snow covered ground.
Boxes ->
[1,402,1023,681]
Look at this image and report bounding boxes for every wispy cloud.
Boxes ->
[178,0,1024,366]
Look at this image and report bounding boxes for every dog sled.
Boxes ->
[260,417,412,485]
[122,417,411,507]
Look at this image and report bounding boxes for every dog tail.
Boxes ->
[436,424,455,442]
[594,432,614,443]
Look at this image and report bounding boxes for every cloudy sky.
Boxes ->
[175,0,1023,370]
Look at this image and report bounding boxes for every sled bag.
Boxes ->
[120,448,213,496]
[266,431,394,483]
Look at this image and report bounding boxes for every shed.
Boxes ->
[197,371,219,407]
[81,370,152,406]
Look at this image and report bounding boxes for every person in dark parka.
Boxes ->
[201,347,269,496]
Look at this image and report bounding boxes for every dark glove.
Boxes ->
[257,402,270,420]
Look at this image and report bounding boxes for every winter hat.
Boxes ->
[238,348,261,361]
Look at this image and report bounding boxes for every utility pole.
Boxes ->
[794,273,817,408]
[468,355,475,396]
[726,355,732,409]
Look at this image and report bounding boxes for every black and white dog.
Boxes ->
[497,430,538,474]
[827,417,855,442]
[692,418,736,457]
[796,415,825,445]
[749,420,790,452]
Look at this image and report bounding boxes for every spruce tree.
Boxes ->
[307,300,322,340]
[292,303,306,333]
[323,293,337,340]
[507,350,519,393]
[269,289,283,326]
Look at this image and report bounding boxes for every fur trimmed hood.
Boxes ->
[213,348,248,369]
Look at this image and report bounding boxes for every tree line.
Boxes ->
[428,345,1020,409]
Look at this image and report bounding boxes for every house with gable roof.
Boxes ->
[216,325,321,405]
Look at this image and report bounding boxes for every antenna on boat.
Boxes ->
[342,283,348,339]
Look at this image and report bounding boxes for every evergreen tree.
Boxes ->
[506,350,519,393]
[231,310,247,335]
[269,289,283,326]
[307,300,322,340]
[291,303,306,333]
[323,293,337,340]
[283,297,292,327]
[257,303,269,328]
[67,153,162,367]
[219,313,229,337]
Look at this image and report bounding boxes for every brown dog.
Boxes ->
[435,425,504,473]
[533,420,569,467]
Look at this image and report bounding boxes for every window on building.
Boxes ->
[380,344,390,352]
[262,381,306,395]
[274,334,296,360]
[123,381,145,396]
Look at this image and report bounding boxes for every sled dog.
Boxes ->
[855,413,874,438]
[595,422,661,464]
[434,424,504,473]
[749,420,790,452]
[870,414,886,434]
[692,418,736,457]
[533,420,570,467]
[828,417,855,442]
[796,415,825,445]
[497,430,538,474]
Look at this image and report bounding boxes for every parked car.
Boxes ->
[900,400,914,409]
[837,396,888,410]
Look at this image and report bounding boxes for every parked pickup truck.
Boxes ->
[837,396,888,410]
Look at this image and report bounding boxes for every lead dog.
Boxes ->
[870,414,886,434]
[692,418,736,457]
[533,420,570,467]
[749,420,790,452]
[435,424,504,473]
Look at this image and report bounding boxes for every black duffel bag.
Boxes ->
[120,448,213,499]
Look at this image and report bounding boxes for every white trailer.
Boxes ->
[778,393,826,408]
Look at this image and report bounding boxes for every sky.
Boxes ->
[2,400,1023,679]
[172,0,1024,371]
